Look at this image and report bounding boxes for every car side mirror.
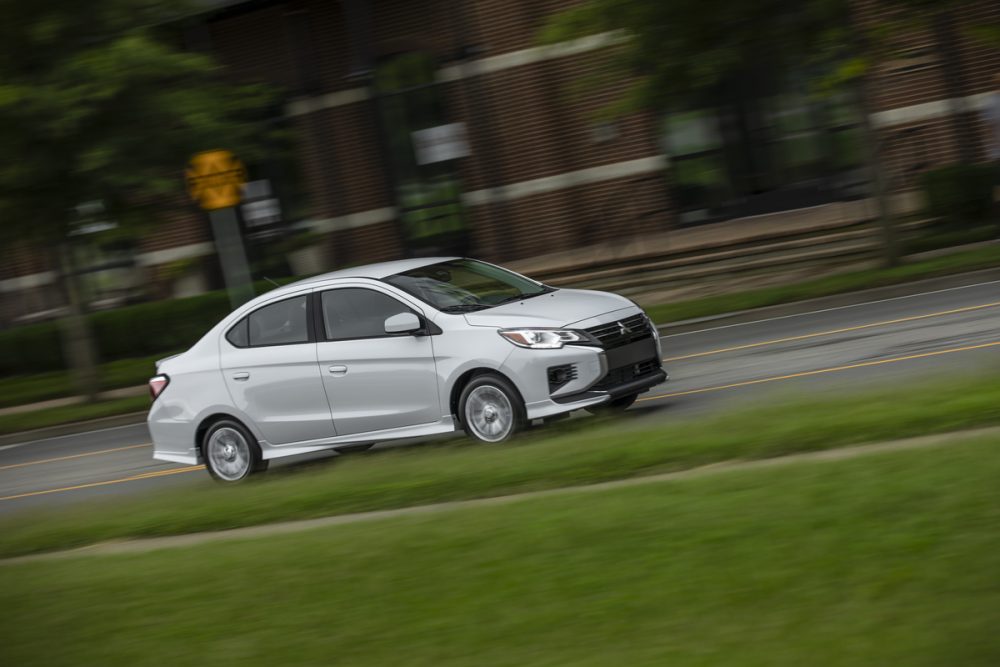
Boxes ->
[384,312,422,335]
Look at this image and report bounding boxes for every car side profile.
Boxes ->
[148,258,667,481]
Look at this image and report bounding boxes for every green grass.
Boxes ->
[2,435,999,666]
[901,224,998,255]
[644,242,1000,324]
[1,371,999,559]
[0,353,165,409]
[0,396,148,435]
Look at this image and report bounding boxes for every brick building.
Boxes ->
[1,0,997,325]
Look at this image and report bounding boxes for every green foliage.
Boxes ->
[918,164,995,226]
[0,278,290,375]
[966,22,1000,48]
[0,324,65,377]
[901,224,997,255]
[89,291,233,361]
[540,0,849,113]
[0,292,228,374]
[0,0,278,243]
[0,354,166,408]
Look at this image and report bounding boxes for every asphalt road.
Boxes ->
[2,279,998,514]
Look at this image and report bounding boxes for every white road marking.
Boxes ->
[658,279,1000,339]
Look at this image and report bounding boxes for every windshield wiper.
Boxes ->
[438,304,492,313]
[493,288,554,306]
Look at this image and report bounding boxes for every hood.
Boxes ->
[462,288,637,329]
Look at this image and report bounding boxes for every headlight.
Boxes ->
[498,328,586,349]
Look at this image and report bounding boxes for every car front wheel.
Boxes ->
[459,373,526,443]
[202,419,268,483]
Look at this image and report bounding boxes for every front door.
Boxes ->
[316,287,441,436]
[219,294,336,446]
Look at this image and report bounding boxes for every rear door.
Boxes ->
[219,293,336,446]
[316,286,441,436]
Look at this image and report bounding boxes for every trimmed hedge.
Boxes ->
[0,279,288,375]
[919,163,995,226]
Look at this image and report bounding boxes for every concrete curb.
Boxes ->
[0,411,148,448]
[4,425,998,565]
[658,266,1000,335]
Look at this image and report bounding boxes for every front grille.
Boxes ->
[591,358,661,392]
[583,313,651,349]
[548,364,578,393]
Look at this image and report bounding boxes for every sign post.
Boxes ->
[186,150,255,308]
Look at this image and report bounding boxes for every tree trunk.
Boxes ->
[56,243,100,403]
[849,3,899,268]
[855,80,900,268]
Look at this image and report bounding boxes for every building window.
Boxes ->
[374,52,468,256]
[663,71,865,224]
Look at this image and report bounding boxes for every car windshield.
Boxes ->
[385,259,554,312]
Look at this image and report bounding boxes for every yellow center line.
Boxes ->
[0,465,205,502]
[0,443,151,471]
[663,301,1000,362]
[641,340,1000,402]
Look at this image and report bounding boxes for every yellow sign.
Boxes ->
[186,150,247,210]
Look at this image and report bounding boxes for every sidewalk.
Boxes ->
[506,193,920,280]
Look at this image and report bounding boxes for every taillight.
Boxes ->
[149,374,170,400]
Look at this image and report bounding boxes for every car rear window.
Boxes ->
[248,296,309,346]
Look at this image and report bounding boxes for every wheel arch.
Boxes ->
[449,367,525,425]
[195,412,254,456]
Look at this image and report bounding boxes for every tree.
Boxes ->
[0,0,276,400]
[542,0,995,268]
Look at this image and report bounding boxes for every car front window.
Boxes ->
[385,259,552,312]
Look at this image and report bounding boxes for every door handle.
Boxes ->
[232,372,250,381]
[328,365,348,376]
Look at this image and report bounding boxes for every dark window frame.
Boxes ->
[315,287,437,342]
[225,317,250,348]
[224,294,315,349]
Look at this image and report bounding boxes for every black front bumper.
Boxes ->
[553,338,667,404]
[551,368,668,404]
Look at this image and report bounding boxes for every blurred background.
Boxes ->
[0,0,997,405]
[2,4,1000,663]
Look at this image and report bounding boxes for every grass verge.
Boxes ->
[2,436,998,666]
[0,353,165,409]
[0,396,148,435]
[901,223,997,255]
[1,372,999,559]
[643,242,1000,324]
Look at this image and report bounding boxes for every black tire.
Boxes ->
[201,419,267,483]
[459,373,526,443]
[585,393,638,416]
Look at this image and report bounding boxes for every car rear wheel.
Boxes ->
[460,373,526,443]
[585,393,638,415]
[202,419,267,483]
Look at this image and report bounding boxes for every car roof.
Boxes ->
[208,257,464,337]
[291,256,460,284]
[248,256,460,307]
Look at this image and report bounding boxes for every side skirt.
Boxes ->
[258,416,458,461]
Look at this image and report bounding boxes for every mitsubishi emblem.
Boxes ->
[618,321,630,336]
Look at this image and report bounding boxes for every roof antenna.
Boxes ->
[262,276,281,288]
